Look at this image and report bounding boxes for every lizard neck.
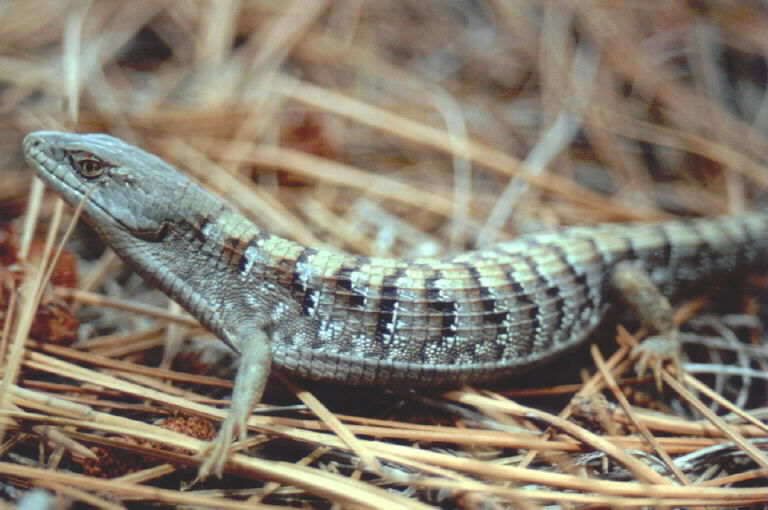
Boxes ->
[166,182,309,291]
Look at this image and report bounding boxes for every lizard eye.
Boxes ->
[77,159,105,178]
[68,151,107,179]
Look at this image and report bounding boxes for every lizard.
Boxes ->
[23,130,768,478]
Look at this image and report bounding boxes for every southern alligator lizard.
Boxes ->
[23,130,768,477]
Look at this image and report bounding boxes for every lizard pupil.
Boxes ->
[79,160,103,177]
[69,153,106,178]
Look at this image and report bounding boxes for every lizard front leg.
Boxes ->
[197,328,271,479]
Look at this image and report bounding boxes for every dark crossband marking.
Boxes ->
[301,287,319,316]
[221,236,250,273]
[684,222,715,275]
[463,263,507,359]
[291,247,320,313]
[516,251,561,351]
[465,264,508,326]
[492,260,539,354]
[422,272,461,341]
[189,214,211,245]
[373,271,402,345]
[235,230,275,277]
[573,235,611,311]
[537,241,589,346]
[335,266,367,308]
[650,225,673,275]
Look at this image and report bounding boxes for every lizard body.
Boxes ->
[23,130,768,476]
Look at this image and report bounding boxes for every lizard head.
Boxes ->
[24,131,189,243]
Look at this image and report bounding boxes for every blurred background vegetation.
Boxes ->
[6,1,768,249]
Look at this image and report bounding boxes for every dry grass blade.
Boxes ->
[664,371,768,471]
[592,346,690,484]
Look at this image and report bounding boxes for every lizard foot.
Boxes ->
[631,332,682,391]
[195,410,248,480]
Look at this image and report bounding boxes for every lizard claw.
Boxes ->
[631,333,681,391]
[195,412,247,481]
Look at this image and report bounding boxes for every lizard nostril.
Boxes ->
[23,133,41,151]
